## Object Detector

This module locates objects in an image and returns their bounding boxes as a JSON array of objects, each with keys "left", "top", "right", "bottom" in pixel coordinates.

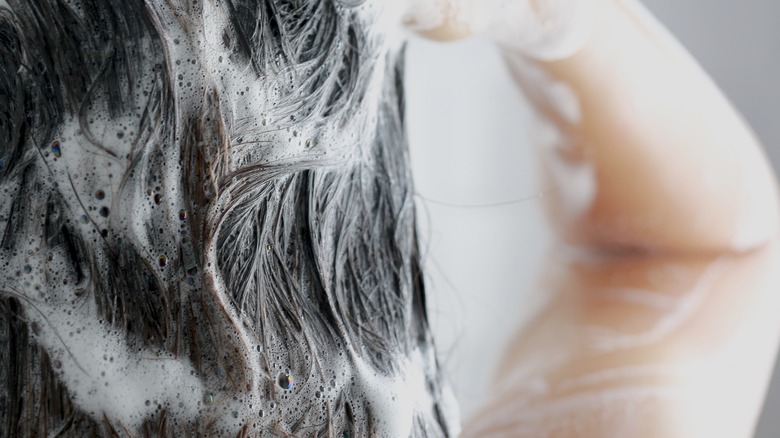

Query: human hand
[
  {"left": 403, "top": 0, "right": 594, "bottom": 60},
  {"left": 405, "top": 0, "right": 780, "bottom": 436}
]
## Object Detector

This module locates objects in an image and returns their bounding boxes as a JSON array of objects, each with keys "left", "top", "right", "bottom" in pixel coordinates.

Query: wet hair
[{"left": 0, "top": 0, "right": 457, "bottom": 436}]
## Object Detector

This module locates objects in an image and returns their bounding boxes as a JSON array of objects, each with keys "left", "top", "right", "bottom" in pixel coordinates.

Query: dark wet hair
[{"left": 0, "top": 0, "right": 456, "bottom": 436}]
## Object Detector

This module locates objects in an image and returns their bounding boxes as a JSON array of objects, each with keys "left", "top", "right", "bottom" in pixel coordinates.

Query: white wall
[
  {"left": 404, "top": 1, "right": 780, "bottom": 435},
  {"left": 406, "top": 37, "right": 550, "bottom": 418}
]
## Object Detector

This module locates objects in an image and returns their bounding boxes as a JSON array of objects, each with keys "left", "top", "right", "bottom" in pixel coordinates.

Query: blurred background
[{"left": 403, "top": 1, "right": 780, "bottom": 436}]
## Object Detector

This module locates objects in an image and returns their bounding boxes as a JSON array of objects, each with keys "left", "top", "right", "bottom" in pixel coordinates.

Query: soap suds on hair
[{"left": 0, "top": 0, "right": 458, "bottom": 435}]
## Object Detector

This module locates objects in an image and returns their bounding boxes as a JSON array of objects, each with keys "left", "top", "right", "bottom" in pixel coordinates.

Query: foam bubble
[
  {"left": 0, "top": 0, "right": 459, "bottom": 435},
  {"left": 403, "top": 0, "right": 594, "bottom": 60},
  {"left": 6, "top": 236, "right": 204, "bottom": 429},
  {"left": 474, "top": 0, "right": 595, "bottom": 61}
]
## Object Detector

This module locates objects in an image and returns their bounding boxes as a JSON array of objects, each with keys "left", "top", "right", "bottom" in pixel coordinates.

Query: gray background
[{"left": 404, "top": 0, "right": 780, "bottom": 435}]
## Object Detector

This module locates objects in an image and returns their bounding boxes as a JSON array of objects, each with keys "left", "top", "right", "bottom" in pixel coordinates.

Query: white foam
[
  {"left": 9, "top": 235, "right": 203, "bottom": 429},
  {"left": 532, "top": 117, "right": 595, "bottom": 220},
  {"left": 403, "top": 0, "right": 594, "bottom": 60},
  {"left": 476, "top": 0, "right": 595, "bottom": 61},
  {"left": 0, "top": 0, "right": 459, "bottom": 434},
  {"left": 545, "top": 143, "right": 596, "bottom": 220},
  {"left": 586, "top": 258, "right": 728, "bottom": 352},
  {"left": 401, "top": 0, "right": 449, "bottom": 32},
  {"left": 169, "top": 1, "right": 452, "bottom": 435},
  {"left": 502, "top": 55, "right": 594, "bottom": 220},
  {"left": 557, "top": 364, "right": 683, "bottom": 392},
  {"left": 354, "top": 352, "right": 426, "bottom": 436}
]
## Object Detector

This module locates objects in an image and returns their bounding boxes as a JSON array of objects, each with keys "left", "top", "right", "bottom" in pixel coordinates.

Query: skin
[{"left": 409, "top": 0, "right": 780, "bottom": 436}]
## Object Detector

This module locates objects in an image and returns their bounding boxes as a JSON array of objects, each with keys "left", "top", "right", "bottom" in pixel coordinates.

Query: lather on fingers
[{"left": 403, "top": 0, "right": 595, "bottom": 61}]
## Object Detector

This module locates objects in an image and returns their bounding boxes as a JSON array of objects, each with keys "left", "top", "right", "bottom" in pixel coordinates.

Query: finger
[{"left": 403, "top": 0, "right": 594, "bottom": 61}]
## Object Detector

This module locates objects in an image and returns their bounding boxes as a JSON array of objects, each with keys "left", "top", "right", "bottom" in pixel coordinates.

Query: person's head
[{"left": 0, "top": 1, "right": 458, "bottom": 435}]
